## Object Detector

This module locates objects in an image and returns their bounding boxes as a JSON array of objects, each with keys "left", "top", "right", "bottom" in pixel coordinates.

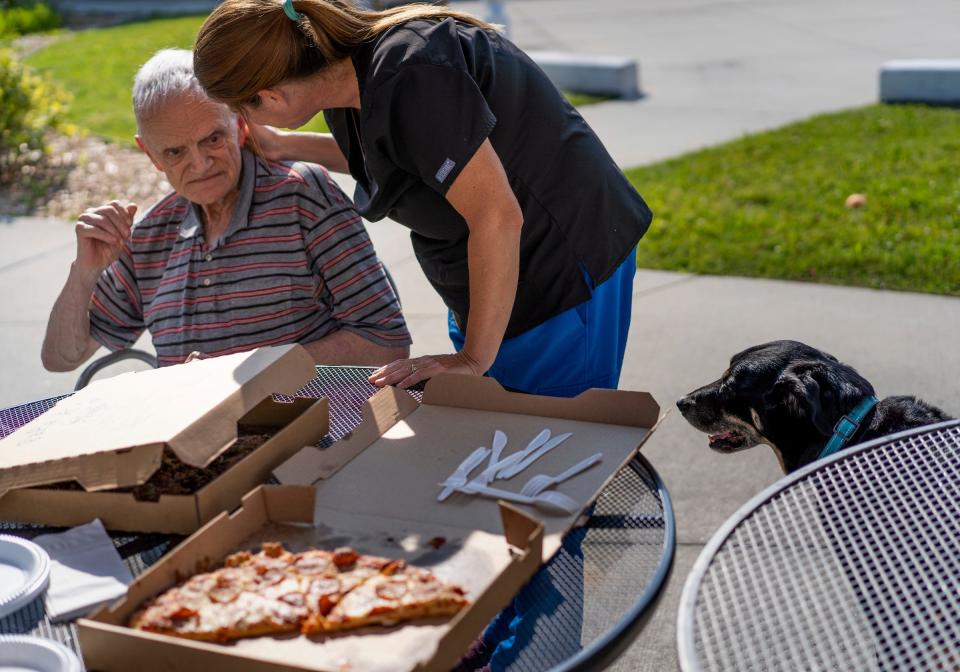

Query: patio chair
[{"left": 75, "top": 348, "right": 157, "bottom": 390}]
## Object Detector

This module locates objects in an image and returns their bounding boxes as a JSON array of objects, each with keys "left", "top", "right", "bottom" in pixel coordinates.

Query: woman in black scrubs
[
  {"left": 196, "top": 4, "right": 654, "bottom": 665},
  {"left": 193, "top": 0, "right": 653, "bottom": 400}
]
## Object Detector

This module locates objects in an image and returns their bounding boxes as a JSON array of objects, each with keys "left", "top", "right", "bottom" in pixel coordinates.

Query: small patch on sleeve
[{"left": 435, "top": 158, "right": 457, "bottom": 184}]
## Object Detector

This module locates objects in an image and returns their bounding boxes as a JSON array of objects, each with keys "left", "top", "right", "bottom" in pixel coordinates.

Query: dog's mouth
[{"left": 708, "top": 430, "right": 747, "bottom": 452}]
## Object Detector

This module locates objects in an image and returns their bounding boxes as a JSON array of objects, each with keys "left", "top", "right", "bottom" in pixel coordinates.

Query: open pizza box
[
  {"left": 77, "top": 375, "right": 661, "bottom": 671},
  {"left": 0, "top": 344, "right": 328, "bottom": 533}
]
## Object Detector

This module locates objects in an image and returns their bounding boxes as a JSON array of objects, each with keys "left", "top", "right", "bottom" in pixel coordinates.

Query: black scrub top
[{"left": 325, "top": 18, "right": 653, "bottom": 338}]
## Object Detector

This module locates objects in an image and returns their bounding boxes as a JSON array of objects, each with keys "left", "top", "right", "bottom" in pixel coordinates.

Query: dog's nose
[{"left": 677, "top": 397, "right": 693, "bottom": 413}]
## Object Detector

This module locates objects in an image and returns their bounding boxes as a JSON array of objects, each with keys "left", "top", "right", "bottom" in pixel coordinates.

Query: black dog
[{"left": 677, "top": 340, "right": 953, "bottom": 473}]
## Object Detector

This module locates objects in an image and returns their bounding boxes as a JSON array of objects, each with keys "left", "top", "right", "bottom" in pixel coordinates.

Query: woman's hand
[
  {"left": 368, "top": 351, "right": 484, "bottom": 389},
  {"left": 247, "top": 123, "right": 289, "bottom": 162},
  {"left": 245, "top": 122, "right": 350, "bottom": 173}
]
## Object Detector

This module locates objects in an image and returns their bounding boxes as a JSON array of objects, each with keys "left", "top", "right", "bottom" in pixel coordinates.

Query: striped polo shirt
[{"left": 89, "top": 150, "right": 411, "bottom": 365}]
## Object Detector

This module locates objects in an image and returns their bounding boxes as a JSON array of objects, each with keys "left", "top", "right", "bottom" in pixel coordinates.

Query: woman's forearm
[
  {"left": 461, "top": 216, "right": 522, "bottom": 372},
  {"left": 445, "top": 139, "right": 525, "bottom": 373}
]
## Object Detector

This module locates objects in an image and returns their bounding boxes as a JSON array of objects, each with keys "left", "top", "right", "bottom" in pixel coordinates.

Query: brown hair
[{"left": 194, "top": 0, "right": 495, "bottom": 108}]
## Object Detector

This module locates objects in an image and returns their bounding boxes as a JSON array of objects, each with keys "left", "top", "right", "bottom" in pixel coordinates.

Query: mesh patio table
[
  {"left": 678, "top": 419, "right": 960, "bottom": 672},
  {"left": 0, "top": 365, "right": 674, "bottom": 671}
]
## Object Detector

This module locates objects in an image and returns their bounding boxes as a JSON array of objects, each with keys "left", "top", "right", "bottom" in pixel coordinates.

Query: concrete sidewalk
[{"left": 461, "top": 0, "right": 960, "bottom": 167}]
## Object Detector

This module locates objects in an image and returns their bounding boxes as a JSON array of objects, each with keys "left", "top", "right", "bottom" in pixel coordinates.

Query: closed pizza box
[
  {"left": 76, "top": 375, "right": 661, "bottom": 671},
  {"left": 0, "top": 344, "right": 328, "bottom": 533}
]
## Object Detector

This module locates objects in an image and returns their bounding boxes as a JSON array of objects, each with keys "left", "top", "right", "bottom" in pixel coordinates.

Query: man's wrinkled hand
[
  {"left": 75, "top": 201, "right": 136, "bottom": 275},
  {"left": 368, "top": 351, "right": 484, "bottom": 389}
]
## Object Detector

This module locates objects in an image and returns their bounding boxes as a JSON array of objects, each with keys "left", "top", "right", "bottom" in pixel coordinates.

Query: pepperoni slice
[
  {"left": 279, "top": 592, "right": 306, "bottom": 608},
  {"left": 295, "top": 554, "right": 333, "bottom": 575},
  {"left": 166, "top": 605, "right": 198, "bottom": 620},
  {"left": 257, "top": 569, "right": 286, "bottom": 586},
  {"left": 332, "top": 547, "right": 359, "bottom": 568},
  {"left": 375, "top": 579, "right": 409, "bottom": 601}
]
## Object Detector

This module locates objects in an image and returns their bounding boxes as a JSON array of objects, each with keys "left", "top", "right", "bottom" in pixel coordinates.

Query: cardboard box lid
[
  {"left": 0, "top": 344, "right": 316, "bottom": 497},
  {"left": 277, "top": 374, "right": 661, "bottom": 556}
]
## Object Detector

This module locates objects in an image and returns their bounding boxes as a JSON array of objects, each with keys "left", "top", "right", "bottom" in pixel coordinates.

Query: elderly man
[{"left": 42, "top": 49, "right": 410, "bottom": 371}]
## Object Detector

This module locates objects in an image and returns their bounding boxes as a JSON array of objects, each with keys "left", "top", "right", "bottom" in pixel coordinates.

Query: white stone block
[
  {"left": 880, "top": 60, "right": 960, "bottom": 104},
  {"left": 528, "top": 51, "right": 641, "bottom": 100}
]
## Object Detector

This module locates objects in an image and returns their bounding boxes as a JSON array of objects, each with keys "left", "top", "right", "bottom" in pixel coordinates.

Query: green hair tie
[{"left": 282, "top": 0, "right": 303, "bottom": 21}]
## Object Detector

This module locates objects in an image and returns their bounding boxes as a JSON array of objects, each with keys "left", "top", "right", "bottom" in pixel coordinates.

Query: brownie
[{"left": 37, "top": 426, "right": 276, "bottom": 501}]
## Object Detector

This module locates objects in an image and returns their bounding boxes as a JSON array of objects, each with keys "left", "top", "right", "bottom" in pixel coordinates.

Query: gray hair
[{"left": 133, "top": 48, "right": 220, "bottom": 129}]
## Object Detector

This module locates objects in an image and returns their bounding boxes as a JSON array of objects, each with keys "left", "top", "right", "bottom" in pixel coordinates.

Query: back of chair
[{"left": 74, "top": 349, "right": 158, "bottom": 391}]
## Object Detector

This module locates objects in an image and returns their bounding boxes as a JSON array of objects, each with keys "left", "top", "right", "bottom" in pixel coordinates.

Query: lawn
[
  {"left": 25, "top": 14, "right": 606, "bottom": 145},
  {"left": 627, "top": 104, "right": 960, "bottom": 296},
  {"left": 25, "top": 19, "right": 958, "bottom": 297},
  {"left": 25, "top": 15, "right": 329, "bottom": 144}
]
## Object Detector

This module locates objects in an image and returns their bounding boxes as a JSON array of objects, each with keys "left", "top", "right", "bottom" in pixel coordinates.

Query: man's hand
[
  {"left": 75, "top": 201, "right": 136, "bottom": 275},
  {"left": 368, "top": 351, "right": 484, "bottom": 389}
]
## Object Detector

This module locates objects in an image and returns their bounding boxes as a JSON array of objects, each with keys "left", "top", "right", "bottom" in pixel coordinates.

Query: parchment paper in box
[
  {"left": 279, "top": 373, "right": 661, "bottom": 555},
  {"left": 0, "top": 344, "right": 316, "bottom": 498},
  {"left": 78, "top": 486, "right": 543, "bottom": 672}
]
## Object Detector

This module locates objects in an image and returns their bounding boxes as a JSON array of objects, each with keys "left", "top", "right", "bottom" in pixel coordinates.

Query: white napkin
[{"left": 32, "top": 519, "right": 133, "bottom": 623}]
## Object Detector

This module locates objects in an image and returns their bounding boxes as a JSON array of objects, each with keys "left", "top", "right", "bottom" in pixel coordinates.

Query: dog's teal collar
[{"left": 818, "top": 396, "right": 879, "bottom": 461}]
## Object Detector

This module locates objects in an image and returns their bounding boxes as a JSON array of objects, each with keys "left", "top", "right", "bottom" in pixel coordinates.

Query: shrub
[
  {"left": 0, "top": 2, "right": 60, "bottom": 38},
  {"left": 0, "top": 47, "right": 70, "bottom": 173}
]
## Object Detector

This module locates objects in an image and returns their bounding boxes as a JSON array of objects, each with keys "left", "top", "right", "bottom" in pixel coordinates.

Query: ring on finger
[{"left": 411, "top": 363, "right": 418, "bottom": 373}]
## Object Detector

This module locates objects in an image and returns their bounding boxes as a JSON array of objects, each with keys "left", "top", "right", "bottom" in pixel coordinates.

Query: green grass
[
  {"left": 564, "top": 91, "right": 610, "bottom": 107},
  {"left": 627, "top": 104, "right": 960, "bottom": 296},
  {"left": 25, "top": 14, "right": 329, "bottom": 144},
  {"left": 32, "top": 18, "right": 952, "bottom": 296}
]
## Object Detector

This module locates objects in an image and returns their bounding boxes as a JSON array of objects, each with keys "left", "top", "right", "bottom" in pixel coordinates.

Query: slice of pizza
[
  {"left": 298, "top": 547, "right": 398, "bottom": 634},
  {"left": 317, "top": 563, "right": 469, "bottom": 632},
  {"left": 130, "top": 543, "right": 470, "bottom": 642},
  {"left": 130, "top": 543, "right": 310, "bottom": 642}
]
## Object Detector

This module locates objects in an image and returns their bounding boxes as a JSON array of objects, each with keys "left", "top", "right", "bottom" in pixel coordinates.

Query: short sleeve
[
  {"left": 298, "top": 165, "right": 412, "bottom": 348},
  {"left": 88, "top": 251, "right": 146, "bottom": 351},
  {"left": 375, "top": 64, "right": 497, "bottom": 195}
]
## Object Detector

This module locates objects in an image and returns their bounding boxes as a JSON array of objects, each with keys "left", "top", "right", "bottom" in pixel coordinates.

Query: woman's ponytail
[{"left": 194, "top": 0, "right": 495, "bottom": 109}]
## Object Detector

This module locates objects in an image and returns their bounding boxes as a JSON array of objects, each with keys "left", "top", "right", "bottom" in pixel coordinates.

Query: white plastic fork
[
  {"left": 437, "top": 446, "right": 490, "bottom": 501},
  {"left": 458, "top": 482, "right": 581, "bottom": 515},
  {"left": 519, "top": 452, "right": 603, "bottom": 497},
  {"left": 498, "top": 432, "right": 573, "bottom": 479}
]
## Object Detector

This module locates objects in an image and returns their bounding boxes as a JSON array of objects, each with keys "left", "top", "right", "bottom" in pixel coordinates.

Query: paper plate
[
  {"left": 0, "top": 635, "right": 83, "bottom": 672},
  {"left": 0, "top": 535, "right": 51, "bottom": 620}
]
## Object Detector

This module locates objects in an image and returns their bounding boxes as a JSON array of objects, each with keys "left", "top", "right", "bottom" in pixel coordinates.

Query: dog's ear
[{"left": 763, "top": 361, "right": 853, "bottom": 436}]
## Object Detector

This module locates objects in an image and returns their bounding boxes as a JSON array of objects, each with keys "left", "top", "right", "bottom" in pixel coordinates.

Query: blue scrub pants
[
  {"left": 448, "top": 249, "right": 637, "bottom": 670},
  {"left": 448, "top": 248, "right": 637, "bottom": 398}
]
